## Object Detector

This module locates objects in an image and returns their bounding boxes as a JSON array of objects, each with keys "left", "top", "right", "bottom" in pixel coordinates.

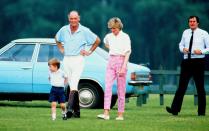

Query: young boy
[{"left": 48, "top": 58, "right": 67, "bottom": 120}]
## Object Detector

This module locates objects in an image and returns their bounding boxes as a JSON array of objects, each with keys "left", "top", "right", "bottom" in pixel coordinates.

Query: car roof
[{"left": 12, "top": 38, "right": 55, "bottom": 44}]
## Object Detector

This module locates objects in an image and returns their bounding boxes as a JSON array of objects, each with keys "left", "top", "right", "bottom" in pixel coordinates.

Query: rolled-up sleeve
[
  {"left": 179, "top": 31, "right": 185, "bottom": 53},
  {"left": 56, "top": 27, "right": 64, "bottom": 43},
  {"left": 103, "top": 34, "right": 109, "bottom": 46},
  {"left": 85, "top": 29, "right": 97, "bottom": 46},
  {"left": 201, "top": 32, "right": 209, "bottom": 54},
  {"left": 123, "top": 35, "right": 131, "bottom": 54}
]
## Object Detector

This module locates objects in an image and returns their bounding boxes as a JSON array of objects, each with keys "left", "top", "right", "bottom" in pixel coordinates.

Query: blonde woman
[{"left": 97, "top": 17, "right": 131, "bottom": 120}]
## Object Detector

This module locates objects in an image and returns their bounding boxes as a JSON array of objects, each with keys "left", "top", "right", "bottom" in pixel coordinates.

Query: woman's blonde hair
[{"left": 107, "top": 17, "right": 123, "bottom": 30}]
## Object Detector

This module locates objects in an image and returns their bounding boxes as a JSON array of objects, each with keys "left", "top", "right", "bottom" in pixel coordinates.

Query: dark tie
[{"left": 188, "top": 31, "right": 194, "bottom": 59}]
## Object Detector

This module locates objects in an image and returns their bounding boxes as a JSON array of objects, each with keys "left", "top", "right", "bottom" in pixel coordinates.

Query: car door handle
[{"left": 21, "top": 67, "right": 32, "bottom": 70}]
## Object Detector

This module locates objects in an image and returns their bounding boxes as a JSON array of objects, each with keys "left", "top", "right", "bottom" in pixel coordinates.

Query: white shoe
[
  {"left": 116, "top": 117, "right": 124, "bottom": 121},
  {"left": 52, "top": 117, "right": 56, "bottom": 121},
  {"left": 97, "top": 114, "right": 110, "bottom": 120}
]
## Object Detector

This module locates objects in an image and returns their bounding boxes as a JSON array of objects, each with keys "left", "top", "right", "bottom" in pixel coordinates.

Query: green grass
[{"left": 0, "top": 95, "right": 209, "bottom": 131}]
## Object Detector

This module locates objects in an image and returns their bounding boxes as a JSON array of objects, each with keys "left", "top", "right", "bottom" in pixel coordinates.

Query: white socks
[{"left": 52, "top": 113, "right": 56, "bottom": 120}]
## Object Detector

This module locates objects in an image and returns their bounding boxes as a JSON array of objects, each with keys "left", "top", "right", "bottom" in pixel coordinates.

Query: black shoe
[
  {"left": 73, "top": 112, "right": 80, "bottom": 118},
  {"left": 66, "top": 111, "right": 73, "bottom": 118},
  {"left": 166, "top": 106, "right": 178, "bottom": 116},
  {"left": 198, "top": 113, "right": 205, "bottom": 116}
]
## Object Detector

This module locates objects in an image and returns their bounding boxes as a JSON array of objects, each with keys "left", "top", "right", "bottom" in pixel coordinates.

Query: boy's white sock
[
  {"left": 62, "top": 110, "right": 66, "bottom": 114},
  {"left": 52, "top": 113, "right": 56, "bottom": 120},
  {"left": 62, "top": 110, "right": 67, "bottom": 117}
]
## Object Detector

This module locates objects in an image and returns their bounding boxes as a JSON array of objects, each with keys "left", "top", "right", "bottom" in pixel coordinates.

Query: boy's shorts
[{"left": 48, "top": 86, "right": 66, "bottom": 103}]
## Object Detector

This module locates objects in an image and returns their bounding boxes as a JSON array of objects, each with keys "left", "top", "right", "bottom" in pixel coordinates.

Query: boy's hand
[{"left": 64, "top": 78, "right": 68, "bottom": 85}]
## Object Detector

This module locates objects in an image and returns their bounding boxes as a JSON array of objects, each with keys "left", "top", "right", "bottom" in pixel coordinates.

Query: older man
[{"left": 55, "top": 10, "right": 100, "bottom": 118}]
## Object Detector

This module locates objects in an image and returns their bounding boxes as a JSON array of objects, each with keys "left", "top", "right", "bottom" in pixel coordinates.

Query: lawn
[{"left": 0, "top": 95, "right": 209, "bottom": 131}]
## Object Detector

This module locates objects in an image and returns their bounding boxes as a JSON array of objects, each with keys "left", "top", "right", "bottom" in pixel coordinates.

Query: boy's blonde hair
[{"left": 48, "top": 58, "right": 60, "bottom": 69}]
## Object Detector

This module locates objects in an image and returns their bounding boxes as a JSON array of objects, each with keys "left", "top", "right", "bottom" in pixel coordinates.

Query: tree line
[{"left": 0, "top": 0, "right": 209, "bottom": 69}]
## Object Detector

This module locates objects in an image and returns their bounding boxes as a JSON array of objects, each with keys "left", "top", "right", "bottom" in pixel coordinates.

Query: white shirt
[
  {"left": 179, "top": 28, "right": 209, "bottom": 59},
  {"left": 103, "top": 30, "right": 131, "bottom": 55},
  {"left": 49, "top": 69, "right": 67, "bottom": 87}
]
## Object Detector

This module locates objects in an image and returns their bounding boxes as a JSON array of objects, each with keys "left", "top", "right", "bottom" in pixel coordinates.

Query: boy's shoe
[
  {"left": 115, "top": 116, "right": 124, "bottom": 121},
  {"left": 52, "top": 116, "right": 56, "bottom": 121},
  {"left": 52, "top": 117, "right": 56, "bottom": 121},
  {"left": 62, "top": 113, "right": 67, "bottom": 120},
  {"left": 97, "top": 114, "right": 110, "bottom": 120}
]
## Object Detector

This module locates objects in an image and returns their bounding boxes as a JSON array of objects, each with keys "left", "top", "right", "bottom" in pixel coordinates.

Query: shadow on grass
[{"left": 0, "top": 101, "right": 51, "bottom": 108}]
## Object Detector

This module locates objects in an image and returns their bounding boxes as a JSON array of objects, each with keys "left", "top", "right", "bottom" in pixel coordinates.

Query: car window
[
  {"left": 38, "top": 44, "right": 63, "bottom": 62},
  {"left": 0, "top": 44, "right": 35, "bottom": 62}
]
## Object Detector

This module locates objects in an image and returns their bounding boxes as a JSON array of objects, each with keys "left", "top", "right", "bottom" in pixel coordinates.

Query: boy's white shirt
[{"left": 49, "top": 69, "right": 67, "bottom": 87}]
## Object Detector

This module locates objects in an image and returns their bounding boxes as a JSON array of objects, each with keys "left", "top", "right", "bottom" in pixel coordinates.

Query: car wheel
[
  {"left": 110, "top": 95, "right": 117, "bottom": 108},
  {"left": 78, "top": 83, "right": 100, "bottom": 109}
]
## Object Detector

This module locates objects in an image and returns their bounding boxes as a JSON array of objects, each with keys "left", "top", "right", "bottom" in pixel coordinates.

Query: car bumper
[{"left": 128, "top": 80, "right": 152, "bottom": 86}]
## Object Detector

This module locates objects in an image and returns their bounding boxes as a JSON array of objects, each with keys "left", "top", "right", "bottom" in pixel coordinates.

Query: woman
[{"left": 97, "top": 17, "right": 131, "bottom": 120}]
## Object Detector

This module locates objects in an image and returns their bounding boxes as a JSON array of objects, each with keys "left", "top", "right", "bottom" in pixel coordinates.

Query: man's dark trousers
[{"left": 171, "top": 58, "right": 206, "bottom": 115}]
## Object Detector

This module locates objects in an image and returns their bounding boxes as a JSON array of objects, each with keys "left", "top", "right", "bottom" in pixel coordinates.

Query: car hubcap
[{"left": 79, "top": 88, "right": 95, "bottom": 107}]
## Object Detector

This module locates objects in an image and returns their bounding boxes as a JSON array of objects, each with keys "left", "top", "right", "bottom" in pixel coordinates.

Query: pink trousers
[{"left": 104, "top": 55, "right": 127, "bottom": 112}]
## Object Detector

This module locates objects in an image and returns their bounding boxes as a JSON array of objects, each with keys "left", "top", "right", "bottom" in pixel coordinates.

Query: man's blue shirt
[{"left": 56, "top": 24, "right": 97, "bottom": 56}]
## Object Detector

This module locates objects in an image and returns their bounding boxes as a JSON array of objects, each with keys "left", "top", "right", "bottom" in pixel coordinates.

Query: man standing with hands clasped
[
  {"left": 55, "top": 10, "right": 100, "bottom": 119},
  {"left": 166, "top": 16, "right": 209, "bottom": 116}
]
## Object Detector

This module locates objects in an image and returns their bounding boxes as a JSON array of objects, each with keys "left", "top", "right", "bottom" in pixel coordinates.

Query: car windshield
[{"left": 0, "top": 44, "right": 35, "bottom": 62}]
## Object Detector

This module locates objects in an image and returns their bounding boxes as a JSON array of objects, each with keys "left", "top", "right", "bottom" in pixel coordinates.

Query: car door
[
  {"left": 33, "top": 43, "right": 63, "bottom": 93},
  {"left": 0, "top": 43, "right": 35, "bottom": 93}
]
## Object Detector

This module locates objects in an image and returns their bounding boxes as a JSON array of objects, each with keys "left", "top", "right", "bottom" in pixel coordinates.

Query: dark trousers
[
  {"left": 171, "top": 58, "right": 206, "bottom": 114},
  {"left": 67, "top": 90, "right": 80, "bottom": 115}
]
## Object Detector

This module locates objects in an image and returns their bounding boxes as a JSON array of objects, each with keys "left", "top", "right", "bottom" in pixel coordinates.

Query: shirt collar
[
  {"left": 112, "top": 30, "right": 123, "bottom": 36},
  {"left": 190, "top": 27, "right": 199, "bottom": 33},
  {"left": 118, "top": 30, "right": 123, "bottom": 35},
  {"left": 68, "top": 23, "right": 81, "bottom": 34}
]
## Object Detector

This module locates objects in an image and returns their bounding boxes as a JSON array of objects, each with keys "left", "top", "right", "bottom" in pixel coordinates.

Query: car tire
[
  {"left": 110, "top": 95, "right": 117, "bottom": 108},
  {"left": 78, "top": 83, "right": 101, "bottom": 109}
]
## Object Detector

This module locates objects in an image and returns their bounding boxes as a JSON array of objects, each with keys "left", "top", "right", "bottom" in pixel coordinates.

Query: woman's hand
[{"left": 118, "top": 67, "right": 126, "bottom": 77}]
